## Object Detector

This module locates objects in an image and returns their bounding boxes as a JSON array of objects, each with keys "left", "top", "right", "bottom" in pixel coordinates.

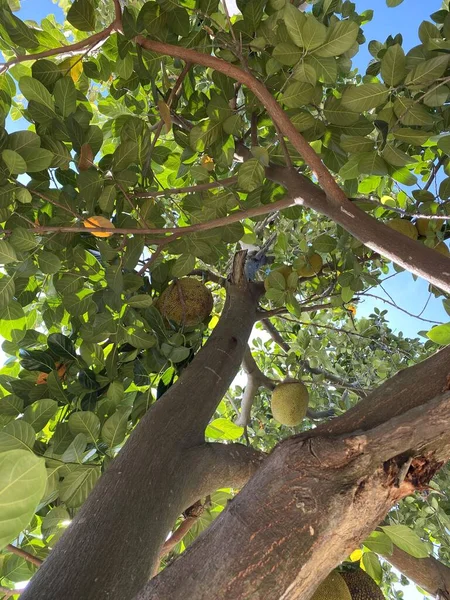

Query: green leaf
[
  {"left": 405, "top": 56, "right": 449, "bottom": 89},
  {"left": 19, "top": 148, "right": 53, "bottom": 172},
  {"left": 313, "top": 235, "right": 336, "bottom": 253},
  {"left": 0, "top": 240, "right": 17, "bottom": 264},
  {"left": 362, "top": 552, "right": 383, "bottom": 585},
  {"left": 392, "top": 128, "right": 429, "bottom": 146},
  {"left": 272, "top": 43, "right": 302, "bottom": 66},
  {"left": 381, "top": 525, "right": 429, "bottom": 558},
  {"left": 2, "top": 149, "right": 27, "bottom": 174},
  {"left": 386, "top": 0, "right": 404, "bottom": 6},
  {"left": 358, "top": 153, "right": 388, "bottom": 176},
  {"left": 48, "top": 333, "right": 78, "bottom": 360},
  {"left": 363, "top": 531, "right": 393, "bottom": 555},
  {"left": 53, "top": 77, "right": 77, "bottom": 117},
  {"left": 380, "top": 44, "right": 406, "bottom": 86},
  {"left": 69, "top": 410, "right": 100, "bottom": 444},
  {"left": 23, "top": 399, "right": 58, "bottom": 432},
  {"left": 0, "top": 421, "right": 35, "bottom": 453},
  {"left": 314, "top": 20, "right": 359, "bottom": 57},
  {"left": 341, "top": 84, "right": 389, "bottom": 112},
  {"left": 440, "top": 177, "right": 450, "bottom": 200},
  {"left": 126, "top": 294, "right": 154, "bottom": 308},
  {"left": 0, "top": 449, "right": 47, "bottom": 549},
  {"left": 205, "top": 418, "right": 244, "bottom": 440},
  {"left": 67, "top": 0, "right": 96, "bottom": 31},
  {"left": 101, "top": 407, "right": 131, "bottom": 448},
  {"left": 171, "top": 254, "right": 196, "bottom": 277},
  {"left": 238, "top": 159, "right": 265, "bottom": 192},
  {"left": 38, "top": 251, "right": 61, "bottom": 274},
  {"left": 281, "top": 82, "right": 315, "bottom": 108},
  {"left": 58, "top": 466, "right": 101, "bottom": 508},
  {"left": 427, "top": 323, "right": 450, "bottom": 345},
  {"left": 19, "top": 76, "right": 55, "bottom": 111},
  {"left": 0, "top": 276, "right": 15, "bottom": 310}
]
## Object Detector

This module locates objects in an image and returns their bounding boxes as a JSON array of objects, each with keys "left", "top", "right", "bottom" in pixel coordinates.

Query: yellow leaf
[
  {"left": 59, "top": 56, "right": 83, "bottom": 83},
  {"left": 83, "top": 215, "right": 115, "bottom": 238},
  {"left": 346, "top": 304, "right": 357, "bottom": 316},
  {"left": 158, "top": 100, "right": 172, "bottom": 134},
  {"left": 78, "top": 143, "right": 94, "bottom": 171},
  {"left": 349, "top": 549, "right": 363, "bottom": 562}
]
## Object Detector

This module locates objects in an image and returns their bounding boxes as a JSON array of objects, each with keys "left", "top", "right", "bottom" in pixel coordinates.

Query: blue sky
[{"left": 11, "top": 0, "right": 448, "bottom": 337}]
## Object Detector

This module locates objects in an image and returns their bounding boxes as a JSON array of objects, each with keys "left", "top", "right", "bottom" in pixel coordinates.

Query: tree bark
[
  {"left": 136, "top": 347, "right": 450, "bottom": 600},
  {"left": 21, "top": 254, "right": 264, "bottom": 600},
  {"left": 385, "top": 546, "right": 450, "bottom": 599}
]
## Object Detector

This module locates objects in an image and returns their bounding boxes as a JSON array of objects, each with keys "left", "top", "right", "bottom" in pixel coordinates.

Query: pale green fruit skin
[
  {"left": 311, "top": 572, "right": 352, "bottom": 600},
  {"left": 386, "top": 218, "right": 418, "bottom": 240},
  {"left": 271, "top": 381, "right": 309, "bottom": 426}
]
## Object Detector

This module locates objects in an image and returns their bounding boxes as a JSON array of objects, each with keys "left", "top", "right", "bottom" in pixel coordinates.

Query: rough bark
[
  {"left": 137, "top": 389, "right": 450, "bottom": 600},
  {"left": 385, "top": 546, "right": 450, "bottom": 599},
  {"left": 136, "top": 347, "right": 450, "bottom": 600},
  {"left": 21, "top": 254, "right": 264, "bottom": 600}
]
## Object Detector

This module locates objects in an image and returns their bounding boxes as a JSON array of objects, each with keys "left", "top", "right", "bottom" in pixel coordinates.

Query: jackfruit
[
  {"left": 311, "top": 571, "right": 352, "bottom": 600},
  {"left": 295, "top": 253, "right": 323, "bottom": 277},
  {"left": 156, "top": 277, "right": 213, "bottom": 327},
  {"left": 270, "top": 380, "right": 309, "bottom": 426},
  {"left": 386, "top": 218, "right": 418, "bottom": 240},
  {"left": 341, "top": 568, "right": 385, "bottom": 600}
]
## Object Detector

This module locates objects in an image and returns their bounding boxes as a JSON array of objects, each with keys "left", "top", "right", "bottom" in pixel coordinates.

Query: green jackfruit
[
  {"left": 311, "top": 571, "right": 352, "bottom": 600},
  {"left": 270, "top": 380, "right": 309, "bottom": 426}
]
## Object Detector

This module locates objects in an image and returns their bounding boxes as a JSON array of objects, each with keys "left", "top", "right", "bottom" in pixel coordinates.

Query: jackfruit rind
[
  {"left": 311, "top": 571, "right": 352, "bottom": 600},
  {"left": 270, "top": 380, "right": 309, "bottom": 426},
  {"left": 156, "top": 278, "right": 213, "bottom": 327},
  {"left": 341, "top": 568, "right": 385, "bottom": 600}
]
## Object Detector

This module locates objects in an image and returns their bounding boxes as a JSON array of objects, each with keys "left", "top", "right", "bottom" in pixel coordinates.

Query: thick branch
[
  {"left": 21, "top": 258, "right": 264, "bottom": 600},
  {"left": 136, "top": 387, "right": 450, "bottom": 600},
  {"left": 384, "top": 546, "right": 450, "bottom": 598}
]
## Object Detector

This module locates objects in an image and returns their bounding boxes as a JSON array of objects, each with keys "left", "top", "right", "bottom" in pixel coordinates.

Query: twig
[
  {"left": 256, "top": 303, "right": 332, "bottom": 319},
  {"left": 189, "top": 269, "right": 226, "bottom": 286},
  {"left": 132, "top": 176, "right": 238, "bottom": 198},
  {"left": 424, "top": 156, "right": 446, "bottom": 192},
  {"left": 352, "top": 197, "right": 449, "bottom": 220},
  {"left": 0, "top": 586, "right": 25, "bottom": 598},
  {"left": 5, "top": 544, "right": 43, "bottom": 567},
  {"left": 358, "top": 293, "right": 444, "bottom": 325},
  {"left": 274, "top": 122, "right": 293, "bottom": 168}
]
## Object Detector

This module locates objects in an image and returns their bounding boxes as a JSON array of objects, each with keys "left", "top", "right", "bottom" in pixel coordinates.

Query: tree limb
[{"left": 383, "top": 545, "right": 450, "bottom": 598}]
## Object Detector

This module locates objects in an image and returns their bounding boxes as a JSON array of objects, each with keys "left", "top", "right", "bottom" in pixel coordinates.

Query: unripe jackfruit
[
  {"left": 156, "top": 277, "right": 213, "bottom": 327},
  {"left": 311, "top": 571, "right": 352, "bottom": 600},
  {"left": 341, "top": 568, "right": 385, "bottom": 600},
  {"left": 270, "top": 380, "right": 309, "bottom": 426}
]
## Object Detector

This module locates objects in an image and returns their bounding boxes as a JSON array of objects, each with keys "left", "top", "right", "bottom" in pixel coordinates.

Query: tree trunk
[
  {"left": 136, "top": 347, "right": 450, "bottom": 600},
  {"left": 21, "top": 254, "right": 263, "bottom": 600}
]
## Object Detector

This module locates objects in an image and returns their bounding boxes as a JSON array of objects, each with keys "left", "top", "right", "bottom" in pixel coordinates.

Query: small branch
[
  {"left": 251, "top": 113, "right": 258, "bottom": 147},
  {"left": 256, "top": 303, "right": 332, "bottom": 320},
  {"left": 5, "top": 544, "right": 43, "bottom": 567},
  {"left": 0, "top": 25, "right": 116, "bottom": 75},
  {"left": 274, "top": 122, "right": 293, "bottom": 168},
  {"left": 158, "top": 516, "right": 198, "bottom": 560},
  {"left": 352, "top": 196, "right": 450, "bottom": 220},
  {"left": 235, "top": 347, "right": 276, "bottom": 427},
  {"left": 358, "top": 293, "right": 444, "bottom": 325},
  {"left": 189, "top": 269, "right": 226, "bottom": 286},
  {"left": 260, "top": 318, "right": 367, "bottom": 397},
  {"left": 424, "top": 156, "right": 446, "bottom": 192},
  {"left": 132, "top": 177, "right": 238, "bottom": 198},
  {"left": 0, "top": 586, "right": 25, "bottom": 598}
]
